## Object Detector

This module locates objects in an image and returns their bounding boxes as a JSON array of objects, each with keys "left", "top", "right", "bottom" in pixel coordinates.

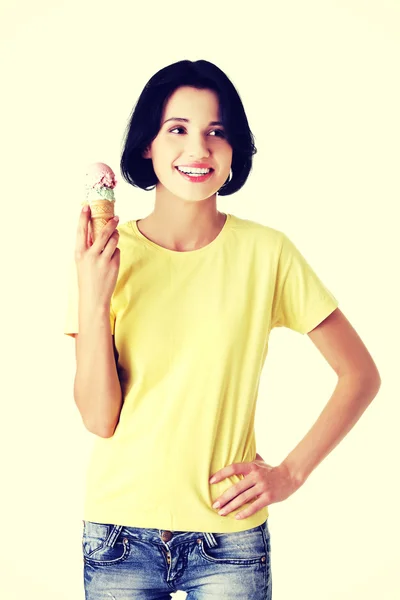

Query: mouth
[{"left": 175, "top": 167, "right": 214, "bottom": 183}]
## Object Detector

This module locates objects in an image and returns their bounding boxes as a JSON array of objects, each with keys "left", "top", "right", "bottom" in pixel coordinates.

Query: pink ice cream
[{"left": 83, "top": 162, "right": 117, "bottom": 204}]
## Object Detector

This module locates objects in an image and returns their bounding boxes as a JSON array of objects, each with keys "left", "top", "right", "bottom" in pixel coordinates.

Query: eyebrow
[{"left": 163, "top": 117, "right": 223, "bottom": 126}]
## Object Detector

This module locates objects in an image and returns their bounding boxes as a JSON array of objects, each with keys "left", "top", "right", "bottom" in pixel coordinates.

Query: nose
[{"left": 185, "top": 133, "right": 211, "bottom": 159}]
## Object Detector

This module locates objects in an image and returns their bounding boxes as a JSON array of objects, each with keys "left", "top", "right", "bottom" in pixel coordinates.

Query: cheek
[
  {"left": 225, "top": 145, "right": 233, "bottom": 160},
  {"left": 152, "top": 143, "right": 176, "bottom": 165}
]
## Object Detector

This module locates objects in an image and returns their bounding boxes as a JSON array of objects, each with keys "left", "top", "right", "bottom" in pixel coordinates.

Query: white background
[{"left": 1, "top": 0, "right": 399, "bottom": 598}]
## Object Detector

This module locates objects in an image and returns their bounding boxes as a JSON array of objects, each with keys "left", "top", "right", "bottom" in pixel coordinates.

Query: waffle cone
[{"left": 89, "top": 200, "right": 115, "bottom": 241}]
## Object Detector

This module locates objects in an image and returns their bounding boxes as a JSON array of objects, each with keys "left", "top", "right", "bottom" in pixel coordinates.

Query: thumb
[
  {"left": 87, "top": 209, "right": 93, "bottom": 247},
  {"left": 76, "top": 204, "right": 91, "bottom": 254}
]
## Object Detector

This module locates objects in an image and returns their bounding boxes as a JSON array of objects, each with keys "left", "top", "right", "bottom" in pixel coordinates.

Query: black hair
[{"left": 120, "top": 59, "right": 257, "bottom": 196}]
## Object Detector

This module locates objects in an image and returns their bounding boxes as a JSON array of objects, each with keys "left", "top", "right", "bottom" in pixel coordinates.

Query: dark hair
[{"left": 120, "top": 60, "right": 257, "bottom": 196}]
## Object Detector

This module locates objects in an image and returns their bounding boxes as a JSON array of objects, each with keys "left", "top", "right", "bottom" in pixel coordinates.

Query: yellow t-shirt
[{"left": 64, "top": 213, "right": 339, "bottom": 533}]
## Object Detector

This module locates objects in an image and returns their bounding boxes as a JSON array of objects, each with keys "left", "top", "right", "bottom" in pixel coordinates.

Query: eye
[{"left": 169, "top": 127, "right": 225, "bottom": 138}]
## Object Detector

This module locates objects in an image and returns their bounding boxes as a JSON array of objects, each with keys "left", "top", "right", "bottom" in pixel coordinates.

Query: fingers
[
  {"left": 75, "top": 206, "right": 119, "bottom": 260},
  {"left": 87, "top": 219, "right": 93, "bottom": 247},
  {"left": 100, "top": 228, "right": 120, "bottom": 258},
  {"left": 92, "top": 216, "right": 120, "bottom": 256}
]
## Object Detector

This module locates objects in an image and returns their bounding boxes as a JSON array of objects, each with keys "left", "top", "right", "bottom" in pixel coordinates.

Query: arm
[
  {"left": 74, "top": 304, "right": 122, "bottom": 438},
  {"left": 281, "top": 373, "right": 380, "bottom": 486},
  {"left": 281, "top": 308, "right": 381, "bottom": 485}
]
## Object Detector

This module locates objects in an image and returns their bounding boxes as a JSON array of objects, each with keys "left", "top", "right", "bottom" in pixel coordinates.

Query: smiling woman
[{"left": 64, "top": 58, "right": 380, "bottom": 600}]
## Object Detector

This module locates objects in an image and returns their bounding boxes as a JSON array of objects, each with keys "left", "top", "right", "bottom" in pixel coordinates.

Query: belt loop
[
  {"left": 105, "top": 524, "right": 124, "bottom": 548},
  {"left": 203, "top": 532, "right": 218, "bottom": 548}
]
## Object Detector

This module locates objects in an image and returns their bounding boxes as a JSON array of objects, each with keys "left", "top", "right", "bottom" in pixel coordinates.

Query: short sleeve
[
  {"left": 63, "top": 259, "right": 116, "bottom": 338},
  {"left": 271, "top": 233, "right": 339, "bottom": 334}
]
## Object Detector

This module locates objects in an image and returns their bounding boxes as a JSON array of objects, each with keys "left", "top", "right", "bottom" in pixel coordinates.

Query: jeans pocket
[
  {"left": 82, "top": 521, "right": 130, "bottom": 565},
  {"left": 198, "top": 523, "right": 269, "bottom": 565}
]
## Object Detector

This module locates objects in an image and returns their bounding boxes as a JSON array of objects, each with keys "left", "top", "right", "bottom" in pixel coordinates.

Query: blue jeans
[{"left": 82, "top": 518, "right": 272, "bottom": 599}]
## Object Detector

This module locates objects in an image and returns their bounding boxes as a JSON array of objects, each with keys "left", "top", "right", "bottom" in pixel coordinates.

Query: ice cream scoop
[{"left": 83, "top": 162, "right": 117, "bottom": 241}]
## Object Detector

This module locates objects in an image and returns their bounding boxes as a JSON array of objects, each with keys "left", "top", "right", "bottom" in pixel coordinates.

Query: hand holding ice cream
[{"left": 75, "top": 205, "right": 120, "bottom": 312}]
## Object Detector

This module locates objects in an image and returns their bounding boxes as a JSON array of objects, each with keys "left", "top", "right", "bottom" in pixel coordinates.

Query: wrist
[
  {"left": 279, "top": 459, "right": 307, "bottom": 489},
  {"left": 79, "top": 301, "right": 111, "bottom": 322}
]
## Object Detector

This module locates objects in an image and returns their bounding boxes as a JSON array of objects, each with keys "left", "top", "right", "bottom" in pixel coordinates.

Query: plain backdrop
[{"left": 1, "top": 0, "right": 399, "bottom": 598}]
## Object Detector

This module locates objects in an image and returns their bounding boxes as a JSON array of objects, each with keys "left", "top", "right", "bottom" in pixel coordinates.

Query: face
[{"left": 143, "top": 86, "right": 233, "bottom": 203}]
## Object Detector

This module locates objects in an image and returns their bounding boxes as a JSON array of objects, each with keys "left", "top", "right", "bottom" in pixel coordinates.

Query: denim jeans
[{"left": 82, "top": 518, "right": 272, "bottom": 599}]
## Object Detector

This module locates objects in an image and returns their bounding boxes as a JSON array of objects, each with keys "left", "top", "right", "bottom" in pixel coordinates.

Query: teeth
[{"left": 177, "top": 167, "right": 211, "bottom": 174}]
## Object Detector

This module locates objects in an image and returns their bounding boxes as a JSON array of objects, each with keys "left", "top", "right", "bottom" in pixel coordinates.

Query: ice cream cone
[
  {"left": 84, "top": 163, "right": 117, "bottom": 241},
  {"left": 89, "top": 200, "right": 115, "bottom": 241}
]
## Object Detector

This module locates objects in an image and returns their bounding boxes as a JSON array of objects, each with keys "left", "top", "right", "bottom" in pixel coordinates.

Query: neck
[{"left": 139, "top": 188, "right": 225, "bottom": 252}]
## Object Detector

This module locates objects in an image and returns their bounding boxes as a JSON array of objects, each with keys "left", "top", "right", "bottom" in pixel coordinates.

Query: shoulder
[
  {"left": 115, "top": 220, "right": 134, "bottom": 237},
  {"left": 228, "top": 213, "right": 286, "bottom": 251},
  {"left": 114, "top": 219, "right": 141, "bottom": 251}
]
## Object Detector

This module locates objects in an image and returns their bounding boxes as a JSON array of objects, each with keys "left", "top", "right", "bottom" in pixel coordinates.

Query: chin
[{"left": 159, "top": 180, "right": 222, "bottom": 201}]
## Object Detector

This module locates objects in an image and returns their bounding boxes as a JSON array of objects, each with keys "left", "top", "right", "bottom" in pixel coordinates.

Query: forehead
[{"left": 163, "top": 86, "right": 220, "bottom": 118}]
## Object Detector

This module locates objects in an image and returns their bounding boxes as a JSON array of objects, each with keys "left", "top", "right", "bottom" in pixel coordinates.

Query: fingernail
[
  {"left": 209, "top": 477, "right": 217, "bottom": 484},
  {"left": 113, "top": 216, "right": 119, "bottom": 221},
  {"left": 83, "top": 205, "right": 89, "bottom": 212},
  {"left": 212, "top": 501, "right": 220, "bottom": 509}
]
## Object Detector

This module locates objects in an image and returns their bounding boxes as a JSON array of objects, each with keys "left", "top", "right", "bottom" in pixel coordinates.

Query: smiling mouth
[
  {"left": 174, "top": 167, "right": 214, "bottom": 173},
  {"left": 175, "top": 166, "right": 214, "bottom": 179}
]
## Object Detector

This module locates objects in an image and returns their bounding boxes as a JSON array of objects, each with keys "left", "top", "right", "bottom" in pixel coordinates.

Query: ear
[{"left": 142, "top": 146, "right": 151, "bottom": 159}]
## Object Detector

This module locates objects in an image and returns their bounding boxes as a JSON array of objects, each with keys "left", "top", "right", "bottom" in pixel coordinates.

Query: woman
[{"left": 65, "top": 59, "right": 381, "bottom": 599}]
